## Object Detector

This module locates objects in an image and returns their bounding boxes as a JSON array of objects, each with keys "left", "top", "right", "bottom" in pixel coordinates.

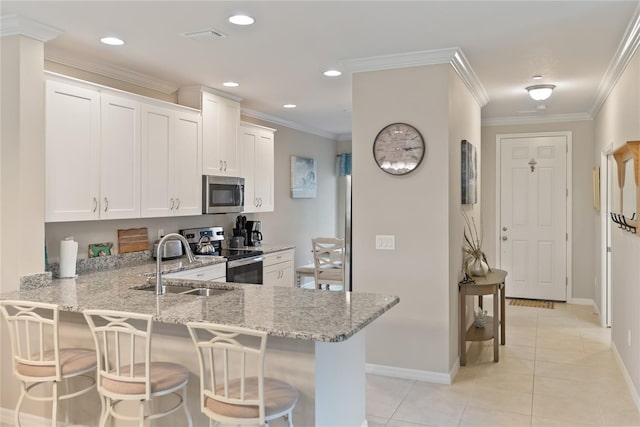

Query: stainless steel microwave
[{"left": 202, "top": 175, "right": 244, "bottom": 214}]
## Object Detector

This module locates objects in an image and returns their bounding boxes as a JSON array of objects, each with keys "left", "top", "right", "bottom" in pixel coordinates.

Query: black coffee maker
[{"left": 244, "top": 221, "right": 263, "bottom": 246}]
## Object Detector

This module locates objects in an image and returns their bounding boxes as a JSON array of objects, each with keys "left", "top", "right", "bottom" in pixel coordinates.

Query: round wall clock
[{"left": 372, "top": 123, "right": 425, "bottom": 175}]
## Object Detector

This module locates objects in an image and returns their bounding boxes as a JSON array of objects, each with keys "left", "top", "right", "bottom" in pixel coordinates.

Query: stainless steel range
[{"left": 179, "top": 227, "right": 263, "bottom": 284}]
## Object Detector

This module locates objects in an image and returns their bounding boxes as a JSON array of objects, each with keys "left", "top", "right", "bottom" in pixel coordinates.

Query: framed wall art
[
  {"left": 291, "top": 156, "right": 317, "bottom": 198},
  {"left": 461, "top": 139, "right": 477, "bottom": 205}
]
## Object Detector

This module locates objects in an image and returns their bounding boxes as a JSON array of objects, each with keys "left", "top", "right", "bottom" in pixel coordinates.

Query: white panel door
[
  {"left": 141, "top": 105, "right": 172, "bottom": 217},
  {"left": 219, "top": 98, "right": 241, "bottom": 176},
  {"left": 240, "top": 128, "right": 258, "bottom": 212},
  {"left": 173, "top": 110, "right": 201, "bottom": 216},
  {"left": 100, "top": 94, "right": 141, "bottom": 219},
  {"left": 45, "top": 80, "right": 100, "bottom": 222},
  {"left": 201, "top": 92, "right": 222, "bottom": 176},
  {"left": 500, "top": 135, "right": 567, "bottom": 301}
]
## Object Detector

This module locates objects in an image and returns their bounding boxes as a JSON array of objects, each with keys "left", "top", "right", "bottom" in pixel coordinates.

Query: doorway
[
  {"left": 601, "top": 149, "right": 613, "bottom": 327},
  {"left": 496, "top": 132, "right": 572, "bottom": 301}
]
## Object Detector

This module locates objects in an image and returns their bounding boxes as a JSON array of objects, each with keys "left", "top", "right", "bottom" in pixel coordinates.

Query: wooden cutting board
[{"left": 117, "top": 228, "right": 149, "bottom": 254}]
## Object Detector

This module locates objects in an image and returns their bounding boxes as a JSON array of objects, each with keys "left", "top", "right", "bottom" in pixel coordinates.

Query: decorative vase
[
  {"left": 474, "top": 309, "right": 488, "bottom": 328},
  {"left": 468, "top": 257, "right": 489, "bottom": 277}
]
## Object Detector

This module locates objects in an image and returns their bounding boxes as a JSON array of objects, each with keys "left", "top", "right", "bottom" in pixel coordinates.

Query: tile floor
[
  {"left": 365, "top": 301, "right": 640, "bottom": 427},
  {"left": 2, "top": 303, "right": 638, "bottom": 427}
]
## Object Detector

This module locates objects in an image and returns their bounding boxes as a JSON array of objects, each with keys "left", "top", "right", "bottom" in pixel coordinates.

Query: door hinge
[
  {"left": 566, "top": 233, "right": 568, "bottom": 241},
  {"left": 566, "top": 277, "right": 568, "bottom": 286},
  {"left": 566, "top": 189, "right": 568, "bottom": 197},
  {"left": 607, "top": 246, "right": 612, "bottom": 253}
]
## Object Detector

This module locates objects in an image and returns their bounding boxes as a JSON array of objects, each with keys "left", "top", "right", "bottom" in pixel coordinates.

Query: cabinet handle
[
  {"left": 259, "top": 198, "right": 263, "bottom": 207},
  {"left": 93, "top": 197, "right": 98, "bottom": 212},
  {"left": 255, "top": 198, "right": 259, "bottom": 207},
  {"left": 219, "top": 160, "right": 223, "bottom": 172},
  {"left": 170, "top": 198, "right": 175, "bottom": 209},
  {"left": 176, "top": 198, "right": 181, "bottom": 210},
  {"left": 104, "top": 197, "right": 109, "bottom": 212},
  {"left": 224, "top": 161, "right": 228, "bottom": 172}
]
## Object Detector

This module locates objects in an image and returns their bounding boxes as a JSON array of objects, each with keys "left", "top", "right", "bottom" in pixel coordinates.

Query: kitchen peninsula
[{"left": 0, "top": 257, "right": 399, "bottom": 426}]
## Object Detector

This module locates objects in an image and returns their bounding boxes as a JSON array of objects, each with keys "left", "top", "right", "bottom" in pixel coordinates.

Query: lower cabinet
[
  {"left": 163, "top": 263, "right": 226, "bottom": 282},
  {"left": 263, "top": 249, "right": 294, "bottom": 287}
]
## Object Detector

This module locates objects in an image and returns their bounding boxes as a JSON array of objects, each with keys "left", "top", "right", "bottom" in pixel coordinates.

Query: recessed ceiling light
[
  {"left": 323, "top": 69, "right": 342, "bottom": 77},
  {"left": 100, "top": 36, "right": 125, "bottom": 46},
  {"left": 532, "top": 75, "right": 543, "bottom": 80},
  {"left": 229, "top": 14, "right": 255, "bottom": 25},
  {"left": 283, "top": 104, "right": 296, "bottom": 109},
  {"left": 223, "top": 81, "right": 239, "bottom": 87}
]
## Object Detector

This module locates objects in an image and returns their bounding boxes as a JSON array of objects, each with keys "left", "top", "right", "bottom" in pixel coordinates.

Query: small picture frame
[
  {"left": 89, "top": 242, "right": 113, "bottom": 258},
  {"left": 291, "top": 156, "right": 317, "bottom": 198},
  {"left": 461, "top": 140, "right": 477, "bottom": 204}
]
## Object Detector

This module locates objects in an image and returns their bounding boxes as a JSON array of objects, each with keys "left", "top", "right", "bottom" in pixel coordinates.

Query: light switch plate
[{"left": 376, "top": 235, "right": 395, "bottom": 250}]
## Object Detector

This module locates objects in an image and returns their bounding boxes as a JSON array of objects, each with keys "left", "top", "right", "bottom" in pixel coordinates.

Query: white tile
[
  {"left": 367, "top": 374, "right": 414, "bottom": 419},
  {"left": 459, "top": 407, "right": 531, "bottom": 427}
]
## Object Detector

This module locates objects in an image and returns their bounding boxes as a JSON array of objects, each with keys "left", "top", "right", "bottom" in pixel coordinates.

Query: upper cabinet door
[
  {"left": 173, "top": 110, "right": 202, "bottom": 216},
  {"left": 45, "top": 80, "right": 101, "bottom": 222},
  {"left": 100, "top": 94, "right": 141, "bottom": 219},
  {"left": 141, "top": 104, "right": 173, "bottom": 218},
  {"left": 201, "top": 91, "right": 241, "bottom": 176},
  {"left": 255, "top": 130, "right": 274, "bottom": 212}
]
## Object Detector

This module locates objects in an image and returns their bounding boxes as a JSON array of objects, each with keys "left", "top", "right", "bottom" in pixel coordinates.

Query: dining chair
[
  {"left": 312, "top": 237, "right": 345, "bottom": 290},
  {"left": 83, "top": 309, "right": 192, "bottom": 427},
  {"left": 0, "top": 300, "right": 98, "bottom": 427},
  {"left": 187, "top": 322, "right": 298, "bottom": 426}
]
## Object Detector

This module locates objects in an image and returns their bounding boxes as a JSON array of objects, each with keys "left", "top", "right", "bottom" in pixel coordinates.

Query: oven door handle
[{"left": 227, "top": 256, "right": 264, "bottom": 268}]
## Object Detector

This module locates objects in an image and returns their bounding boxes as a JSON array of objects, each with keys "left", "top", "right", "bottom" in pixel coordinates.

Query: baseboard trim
[
  {"left": 0, "top": 407, "right": 88, "bottom": 427},
  {"left": 612, "top": 342, "right": 640, "bottom": 412},
  {"left": 365, "top": 363, "right": 453, "bottom": 385},
  {"left": 569, "top": 298, "right": 593, "bottom": 306}
]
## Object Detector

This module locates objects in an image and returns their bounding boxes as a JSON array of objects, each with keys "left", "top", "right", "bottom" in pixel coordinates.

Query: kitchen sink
[{"left": 136, "top": 284, "right": 230, "bottom": 296}]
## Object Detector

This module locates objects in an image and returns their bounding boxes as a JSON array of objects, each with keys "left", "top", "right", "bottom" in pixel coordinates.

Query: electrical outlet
[
  {"left": 375, "top": 235, "right": 395, "bottom": 250},
  {"left": 158, "top": 229, "right": 164, "bottom": 239}
]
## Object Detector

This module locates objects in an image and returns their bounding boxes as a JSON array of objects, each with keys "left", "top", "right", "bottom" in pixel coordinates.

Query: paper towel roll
[{"left": 59, "top": 239, "right": 78, "bottom": 278}]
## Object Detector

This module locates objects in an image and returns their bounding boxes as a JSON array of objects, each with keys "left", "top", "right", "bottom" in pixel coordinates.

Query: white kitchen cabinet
[
  {"left": 239, "top": 122, "right": 275, "bottom": 213},
  {"left": 100, "top": 94, "right": 141, "bottom": 219},
  {"left": 178, "top": 87, "right": 241, "bottom": 177},
  {"left": 141, "top": 105, "right": 202, "bottom": 217},
  {"left": 46, "top": 80, "right": 141, "bottom": 222},
  {"left": 263, "top": 249, "right": 294, "bottom": 287},
  {"left": 163, "top": 263, "right": 226, "bottom": 282}
]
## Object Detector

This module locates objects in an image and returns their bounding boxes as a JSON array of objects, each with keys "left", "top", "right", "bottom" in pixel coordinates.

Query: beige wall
[
  {"left": 593, "top": 49, "right": 640, "bottom": 393},
  {"left": 481, "top": 120, "right": 596, "bottom": 301},
  {"left": 448, "top": 69, "right": 482, "bottom": 368},
  {"left": 1, "top": 36, "right": 47, "bottom": 293},
  {"left": 353, "top": 64, "right": 480, "bottom": 375}
]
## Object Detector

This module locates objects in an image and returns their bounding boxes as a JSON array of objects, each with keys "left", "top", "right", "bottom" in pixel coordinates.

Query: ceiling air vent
[{"left": 180, "top": 28, "right": 227, "bottom": 41}]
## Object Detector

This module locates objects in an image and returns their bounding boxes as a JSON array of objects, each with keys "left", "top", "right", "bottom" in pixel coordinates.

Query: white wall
[
  {"left": 593, "top": 48, "right": 640, "bottom": 394},
  {"left": 481, "top": 120, "right": 596, "bottom": 302},
  {"left": 1, "top": 35, "right": 46, "bottom": 293},
  {"left": 352, "top": 64, "right": 480, "bottom": 376}
]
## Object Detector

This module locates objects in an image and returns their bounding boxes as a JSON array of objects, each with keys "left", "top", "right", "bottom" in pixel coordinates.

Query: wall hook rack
[{"left": 610, "top": 212, "right": 637, "bottom": 234}]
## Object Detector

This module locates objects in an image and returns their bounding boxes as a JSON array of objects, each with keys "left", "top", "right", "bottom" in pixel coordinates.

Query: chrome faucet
[{"left": 156, "top": 233, "right": 197, "bottom": 295}]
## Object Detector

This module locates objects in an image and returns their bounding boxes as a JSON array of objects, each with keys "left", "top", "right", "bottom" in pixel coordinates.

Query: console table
[{"left": 458, "top": 269, "right": 507, "bottom": 366}]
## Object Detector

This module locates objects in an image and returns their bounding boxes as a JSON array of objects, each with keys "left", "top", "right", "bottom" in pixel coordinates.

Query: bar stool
[
  {"left": 83, "top": 309, "right": 192, "bottom": 427},
  {"left": 187, "top": 322, "right": 298, "bottom": 426},
  {"left": 312, "top": 237, "right": 345, "bottom": 291},
  {"left": 0, "top": 300, "right": 98, "bottom": 427}
]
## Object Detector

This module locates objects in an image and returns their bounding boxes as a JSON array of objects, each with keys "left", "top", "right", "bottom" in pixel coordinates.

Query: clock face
[{"left": 373, "top": 123, "right": 425, "bottom": 175}]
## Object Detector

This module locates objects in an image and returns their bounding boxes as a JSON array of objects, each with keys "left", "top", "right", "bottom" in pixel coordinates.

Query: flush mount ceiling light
[
  {"left": 223, "top": 81, "right": 239, "bottom": 87},
  {"left": 526, "top": 84, "right": 556, "bottom": 101},
  {"left": 100, "top": 36, "right": 125, "bottom": 46},
  {"left": 282, "top": 104, "right": 296, "bottom": 109},
  {"left": 323, "top": 69, "right": 342, "bottom": 77},
  {"left": 229, "top": 14, "right": 255, "bottom": 25}
]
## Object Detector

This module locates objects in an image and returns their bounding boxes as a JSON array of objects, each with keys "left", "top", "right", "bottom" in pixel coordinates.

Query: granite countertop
[{"left": 2, "top": 253, "right": 399, "bottom": 343}]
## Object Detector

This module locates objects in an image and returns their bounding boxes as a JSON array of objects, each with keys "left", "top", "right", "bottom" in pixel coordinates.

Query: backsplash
[{"left": 48, "top": 250, "right": 152, "bottom": 278}]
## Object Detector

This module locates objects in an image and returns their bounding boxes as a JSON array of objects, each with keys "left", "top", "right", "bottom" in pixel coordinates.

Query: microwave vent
[{"left": 181, "top": 28, "right": 227, "bottom": 40}]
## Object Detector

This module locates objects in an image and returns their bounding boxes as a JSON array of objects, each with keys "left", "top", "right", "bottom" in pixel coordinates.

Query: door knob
[
  {"left": 502, "top": 227, "right": 507, "bottom": 231},
  {"left": 502, "top": 236, "right": 508, "bottom": 241}
]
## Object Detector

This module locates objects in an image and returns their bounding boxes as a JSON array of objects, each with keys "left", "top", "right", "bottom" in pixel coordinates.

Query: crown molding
[
  {"left": 342, "top": 47, "right": 489, "bottom": 107},
  {"left": 336, "top": 133, "right": 353, "bottom": 142},
  {"left": 241, "top": 108, "right": 339, "bottom": 141},
  {"left": 45, "top": 46, "right": 179, "bottom": 95},
  {"left": 482, "top": 112, "right": 592, "bottom": 127},
  {"left": 1, "top": 14, "right": 62, "bottom": 42},
  {"left": 589, "top": 2, "right": 640, "bottom": 118}
]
